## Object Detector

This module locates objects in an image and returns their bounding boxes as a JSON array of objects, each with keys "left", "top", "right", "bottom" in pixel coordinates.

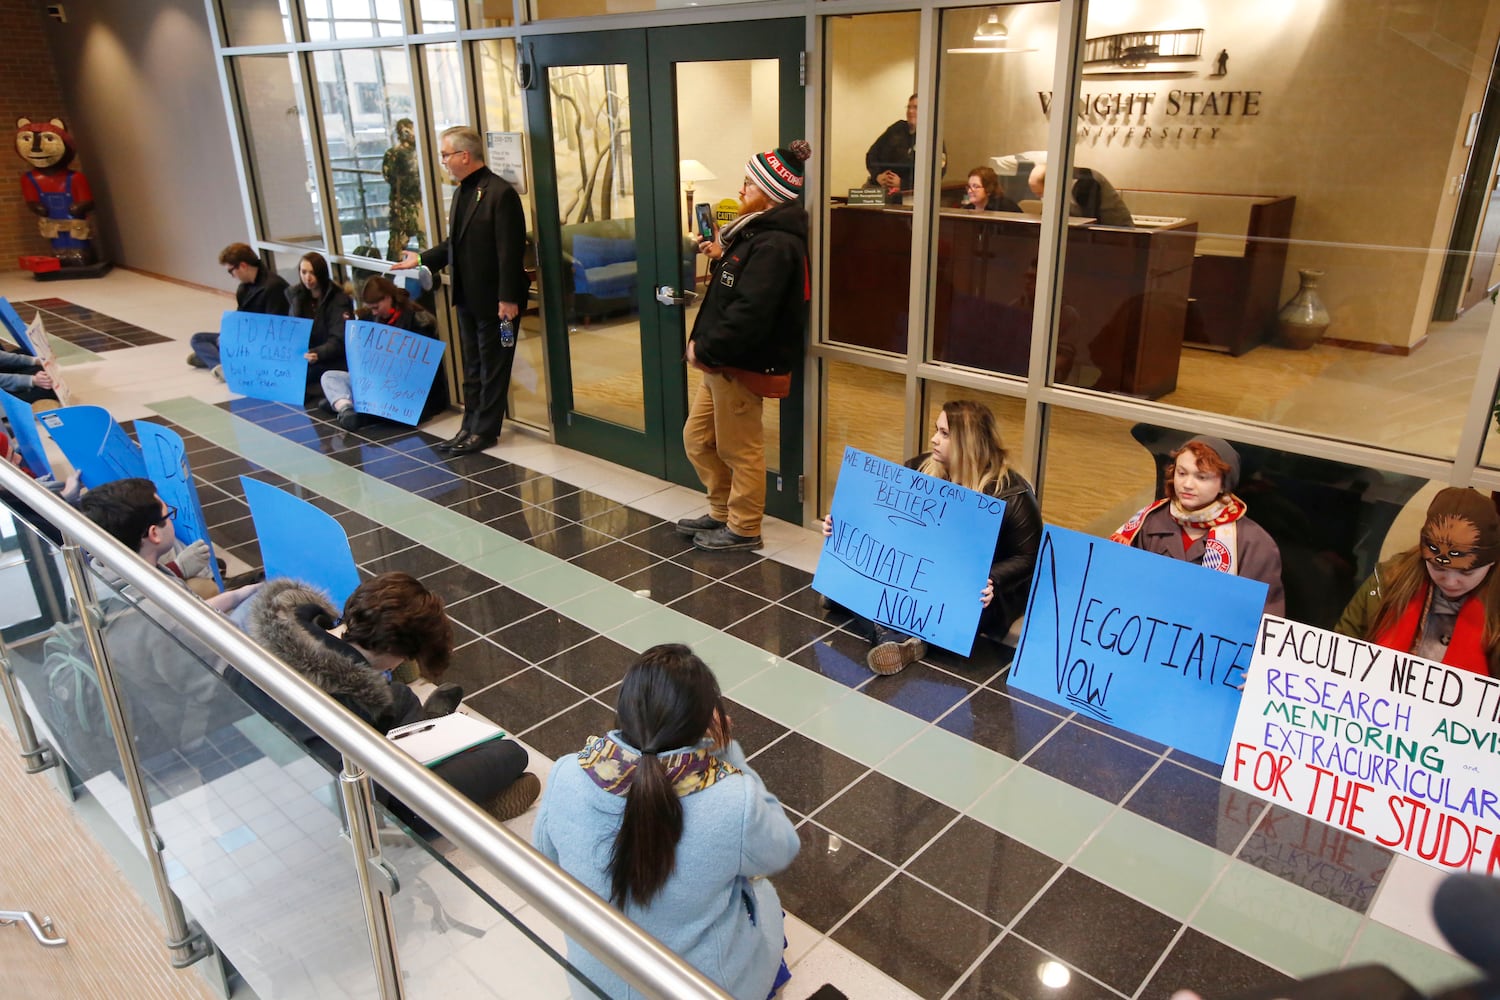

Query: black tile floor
[
  {"left": 16, "top": 298, "right": 171, "bottom": 351},
  {"left": 122, "top": 397, "right": 1396, "bottom": 999}
]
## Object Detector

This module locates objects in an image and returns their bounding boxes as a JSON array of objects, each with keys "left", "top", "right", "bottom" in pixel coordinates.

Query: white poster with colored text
[{"left": 1223, "top": 616, "right": 1500, "bottom": 875}]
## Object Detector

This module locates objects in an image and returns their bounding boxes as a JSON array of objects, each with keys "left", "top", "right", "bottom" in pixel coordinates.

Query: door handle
[{"left": 656, "top": 285, "right": 698, "bottom": 307}]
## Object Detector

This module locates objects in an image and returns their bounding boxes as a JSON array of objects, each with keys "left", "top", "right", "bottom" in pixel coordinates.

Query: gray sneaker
[
  {"left": 692, "top": 525, "right": 762, "bottom": 552},
  {"left": 676, "top": 513, "right": 727, "bottom": 537},
  {"left": 211, "top": 364, "right": 225, "bottom": 382}
]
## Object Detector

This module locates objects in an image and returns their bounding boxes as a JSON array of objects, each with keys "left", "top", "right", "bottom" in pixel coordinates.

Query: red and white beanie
[{"left": 746, "top": 140, "right": 812, "bottom": 204}]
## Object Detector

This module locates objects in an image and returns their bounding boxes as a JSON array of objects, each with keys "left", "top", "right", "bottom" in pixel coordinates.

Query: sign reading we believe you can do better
[{"left": 1224, "top": 616, "right": 1500, "bottom": 875}]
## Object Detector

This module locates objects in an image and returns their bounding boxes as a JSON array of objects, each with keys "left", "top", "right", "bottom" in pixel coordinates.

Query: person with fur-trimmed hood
[
  {"left": 230, "top": 572, "right": 539, "bottom": 829},
  {"left": 677, "top": 140, "right": 811, "bottom": 554},
  {"left": 1111, "top": 435, "right": 1285, "bottom": 616}
]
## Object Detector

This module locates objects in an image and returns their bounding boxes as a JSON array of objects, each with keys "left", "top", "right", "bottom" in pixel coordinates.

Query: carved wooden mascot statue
[{"left": 15, "top": 117, "right": 98, "bottom": 267}]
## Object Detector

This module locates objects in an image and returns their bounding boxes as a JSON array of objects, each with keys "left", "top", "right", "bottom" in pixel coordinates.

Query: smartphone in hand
[{"left": 694, "top": 203, "right": 717, "bottom": 242}]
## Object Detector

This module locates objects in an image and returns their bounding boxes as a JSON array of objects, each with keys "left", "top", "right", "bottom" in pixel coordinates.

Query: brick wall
[{"left": 0, "top": 0, "right": 67, "bottom": 268}]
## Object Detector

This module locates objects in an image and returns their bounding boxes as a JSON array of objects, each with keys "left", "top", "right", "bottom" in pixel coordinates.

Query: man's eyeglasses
[
  {"left": 439, "top": 150, "right": 466, "bottom": 161},
  {"left": 159, "top": 504, "right": 178, "bottom": 525}
]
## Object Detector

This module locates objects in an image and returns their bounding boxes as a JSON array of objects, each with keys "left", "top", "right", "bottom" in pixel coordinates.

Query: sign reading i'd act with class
[
  {"left": 1009, "top": 525, "right": 1267, "bottom": 764},
  {"left": 813, "top": 447, "right": 1005, "bottom": 655},
  {"left": 219, "top": 312, "right": 312, "bottom": 406},
  {"left": 1225, "top": 617, "right": 1500, "bottom": 875},
  {"left": 344, "top": 319, "right": 445, "bottom": 425}
]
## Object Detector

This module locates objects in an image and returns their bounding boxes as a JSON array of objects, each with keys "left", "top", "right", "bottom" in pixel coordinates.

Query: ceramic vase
[{"left": 1276, "top": 268, "right": 1331, "bottom": 350}]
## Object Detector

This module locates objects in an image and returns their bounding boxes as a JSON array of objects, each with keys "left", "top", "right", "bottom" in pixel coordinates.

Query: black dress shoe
[
  {"left": 435, "top": 430, "right": 469, "bottom": 452},
  {"left": 448, "top": 433, "right": 496, "bottom": 455}
]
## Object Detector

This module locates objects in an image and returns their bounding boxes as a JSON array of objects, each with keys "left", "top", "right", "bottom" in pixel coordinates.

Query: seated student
[
  {"left": 289, "top": 250, "right": 353, "bottom": 404},
  {"left": 963, "top": 166, "right": 1021, "bottom": 213},
  {"left": 78, "top": 478, "right": 262, "bottom": 748},
  {"left": 822, "top": 400, "right": 1043, "bottom": 675},
  {"left": 319, "top": 274, "right": 437, "bottom": 431},
  {"left": 187, "top": 242, "right": 292, "bottom": 379},
  {"left": 1027, "top": 161, "right": 1134, "bottom": 227},
  {"left": 534, "top": 644, "right": 799, "bottom": 1000},
  {"left": 1335, "top": 487, "right": 1500, "bottom": 677},
  {"left": 0, "top": 348, "right": 57, "bottom": 404},
  {"left": 232, "top": 572, "right": 540, "bottom": 831},
  {"left": 1111, "top": 435, "right": 1286, "bottom": 616}
]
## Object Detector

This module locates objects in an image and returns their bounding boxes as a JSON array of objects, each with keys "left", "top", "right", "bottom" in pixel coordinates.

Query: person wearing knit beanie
[
  {"left": 678, "top": 141, "right": 812, "bottom": 552},
  {"left": 1337, "top": 487, "right": 1500, "bottom": 677},
  {"left": 1110, "top": 434, "right": 1286, "bottom": 616}
]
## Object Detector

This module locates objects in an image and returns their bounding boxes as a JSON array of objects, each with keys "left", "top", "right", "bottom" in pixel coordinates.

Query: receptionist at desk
[{"left": 865, "top": 94, "right": 946, "bottom": 203}]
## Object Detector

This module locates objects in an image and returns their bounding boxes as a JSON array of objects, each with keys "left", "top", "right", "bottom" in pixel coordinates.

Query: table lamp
[{"left": 680, "top": 159, "right": 717, "bottom": 229}]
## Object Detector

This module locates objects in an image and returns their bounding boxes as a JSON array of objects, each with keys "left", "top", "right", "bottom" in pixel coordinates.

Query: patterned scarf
[
  {"left": 578, "top": 733, "right": 740, "bottom": 798},
  {"left": 718, "top": 210, "right": 763, "bottom": 251},
  {"left": 1111, "top": 494, "right": 1247, "bottom": 575}
]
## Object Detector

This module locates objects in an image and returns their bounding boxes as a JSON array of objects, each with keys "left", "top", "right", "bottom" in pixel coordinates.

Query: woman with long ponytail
[{"left": 534, "top": 644, "right": 799, "bottom": 999}]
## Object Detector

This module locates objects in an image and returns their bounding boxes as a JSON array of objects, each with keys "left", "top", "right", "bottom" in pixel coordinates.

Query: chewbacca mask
[{"left": 1420, "top": 488, "right": 1500, "bottom": 569}]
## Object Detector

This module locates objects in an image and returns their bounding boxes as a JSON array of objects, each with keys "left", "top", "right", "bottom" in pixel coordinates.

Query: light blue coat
[{"left": 534, "top": 734, "right": 800, "bottom": 1000}]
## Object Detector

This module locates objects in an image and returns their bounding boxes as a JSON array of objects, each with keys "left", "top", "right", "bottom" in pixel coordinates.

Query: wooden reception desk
[{"left": 827, "top": 206, "right": 1199, "bottom": 399}]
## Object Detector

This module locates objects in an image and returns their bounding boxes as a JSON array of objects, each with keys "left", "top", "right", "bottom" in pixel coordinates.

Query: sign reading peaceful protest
[
  {"left": 137, "top": 420, "right": 224, "bottom": 592},
  {"left": 219, "top": 311, "right": 312, "bottom": 406},
  {"left": 0, "top": 389, "right": 52, "bottom": 477},
  {"left": 0, "top": 298, "right": 33, "bottom": 354},
  {"left": 37, "top": 405, "right": 147, "bottom": 488},
  {"left": 1009, "top": 526, "right": 1267, "bottom": 763},
  {"left": 241, "top": 477, "right": 361, "bottom": 608},
  {"left": 344, "top": 319, "right": 445, "bottom": 425},
  {"left": 812, "top": 447, "right": 1005, "bottom": 655},
  {"left": 26, "top": 315, "right": 72, "bottom": 406},
  {"left": 1224, "top": 617, "right": 1500, "bottom": 875}
]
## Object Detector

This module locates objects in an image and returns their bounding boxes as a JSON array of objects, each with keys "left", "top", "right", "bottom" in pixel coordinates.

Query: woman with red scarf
[
  {"left": 1336, "top": 488, "right": 1500, "bottom": 677},
  {"left": 1111, "top": 435, "right": 1285, "bottom": 616}
]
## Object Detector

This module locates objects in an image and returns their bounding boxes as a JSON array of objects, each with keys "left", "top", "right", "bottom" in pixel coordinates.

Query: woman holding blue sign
[
  {"left": 823, "top": 400, "right": 1043, "bottom": 674},
  {"left": 1111, "top": 435, "right": 1285, "bottom": 617},
  {"left": 289, "top": 251, "right": 353, "bottom": 404},
  {"left": 1336, "top": 487, "right": 1500, "bottom": 677}
]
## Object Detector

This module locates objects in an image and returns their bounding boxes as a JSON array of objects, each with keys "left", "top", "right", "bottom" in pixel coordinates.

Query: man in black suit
[{"left": 394, "top": 125, "right": 527, "bottom": 455}]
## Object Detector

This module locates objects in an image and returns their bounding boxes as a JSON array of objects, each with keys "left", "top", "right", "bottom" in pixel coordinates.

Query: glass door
[{"left": 525, "top": 20, "right": 806, "bottom": 523}]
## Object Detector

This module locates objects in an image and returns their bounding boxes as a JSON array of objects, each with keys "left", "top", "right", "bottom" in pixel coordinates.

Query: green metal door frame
[{"left": 525, "top": 20, "right": 806, "bottom": 523}]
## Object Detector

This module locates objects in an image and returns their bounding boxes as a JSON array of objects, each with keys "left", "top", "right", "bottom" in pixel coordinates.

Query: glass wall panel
[
  {"left": 233, "top": 55, "right": 325, "bottom": 248},
  {"left": 468, "top": 0, "right": 514, "bottom": 28},
  {"left": 421, "top": 43, "right": 469, "bottom": 256},
  {"left": 1049, "top": 0, "right": 1495, "bottom": 459},
  {"left": 305, "top": 0, "right": 405, "bottom": 40},
  {"left": 312, "top": 47, "right": 417, "bottom": 258},
  {"left": 221, "top": 0, "right": 293, "bottom": 47},
  {"left": 819, "top": 360, "right": 905, "bottom": 515},
  {"left": 823, "top": 12, "right": 921, "bottom": 354},
  {"left": 527, "top": 0, "right": 761, "bottom": 21},
  {"left": 417, "top": 0, "right": 458, "bottom": 32},
  {"left": 929, "top": 4, "right": 1059, "bottom": 380},
  {"left": 479, "top": 38, "right": 545, "bottom": 429}
]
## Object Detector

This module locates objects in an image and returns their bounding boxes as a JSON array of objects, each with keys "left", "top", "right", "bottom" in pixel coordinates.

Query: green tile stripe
[
  {"left": 51, "top": 337, "right": 101, "bottom": 363},
  {"left": 152, "top": 396, "right": 1456, "bottom": 982}
]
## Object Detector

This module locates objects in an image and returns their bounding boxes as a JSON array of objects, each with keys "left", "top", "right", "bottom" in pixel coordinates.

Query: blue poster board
[
  {"left": 0, "top": 299, "right": 33, "bottom": 354},
  {"left": 1009, "top": 525, "right": 1268, "bottom": 764},
  {"left": 137, "top": 420, "right": 224, "bottom": 591},
  {"left": 812, "top": 447, "right": 1005, "bottom": 655},
  {"left": 344, "top": 319, "right": 445, "bottom": 425},
  {"left": 219, "top": 311, "right": 312, "bottom": 406},
  {"left": 36, "top": 405, "right": 147, "bottom": 488},
  {"left": 0, "top": 389, "right": 52, "bottom": 477},
  {"left": 241, "top": 477, "right": 360, "bottom": 608}
]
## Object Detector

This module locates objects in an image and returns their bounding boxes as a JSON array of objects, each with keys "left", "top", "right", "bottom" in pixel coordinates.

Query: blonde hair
[{"left": 918, "top": 400, "right": 1010, "bottom": 493}]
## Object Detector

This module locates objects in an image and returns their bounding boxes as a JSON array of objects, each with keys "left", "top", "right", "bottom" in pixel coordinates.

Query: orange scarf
[{"left": 1372, "top": 582, "right": 1491, "bottom": 676}]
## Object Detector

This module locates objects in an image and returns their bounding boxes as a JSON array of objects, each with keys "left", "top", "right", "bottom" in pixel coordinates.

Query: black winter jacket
[
  {"left": 689, "top": 201, "right": 808, "bottom": 376},
  {"left": 288, "top": 284, "right": 353, "bottom": 368},
  {"left": 906, "top": 454, "right": 1043, "bottom": 639},
  {"left": 237, "top": 268, "right": 291, "bottom": 316}
]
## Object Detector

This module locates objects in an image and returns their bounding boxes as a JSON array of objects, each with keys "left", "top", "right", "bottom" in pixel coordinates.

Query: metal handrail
[{"left": 0, "top": 460, "right": 732, "bottom": 1000}]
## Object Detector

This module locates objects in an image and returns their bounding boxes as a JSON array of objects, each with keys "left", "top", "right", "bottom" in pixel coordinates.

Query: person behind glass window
[
  {"left": 534, "top": 644, "right": 799, "bottom": 1000},
  {"left": 864, "top": 94, "right": 946, "bottom": 203},
  {"left": 1335, "top": 487, "right": 1500, "bottom": 677},
  {"left": 964, "top": 166, "right": 1020, "bottom": 212},
  {"left": 822, "top": 400, "right": 1043, "bottom": 675},
  {"left": 1027, "top": 161, "right": 1134, "bottom": 227},
  {"left": 1111, "top": 436, "right": 1285, "bottom": 616}
]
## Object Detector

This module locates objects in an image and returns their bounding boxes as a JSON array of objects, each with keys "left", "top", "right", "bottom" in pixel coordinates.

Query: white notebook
[{"left": 387, "top": 712, "right": 505, "bottom": 766}]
